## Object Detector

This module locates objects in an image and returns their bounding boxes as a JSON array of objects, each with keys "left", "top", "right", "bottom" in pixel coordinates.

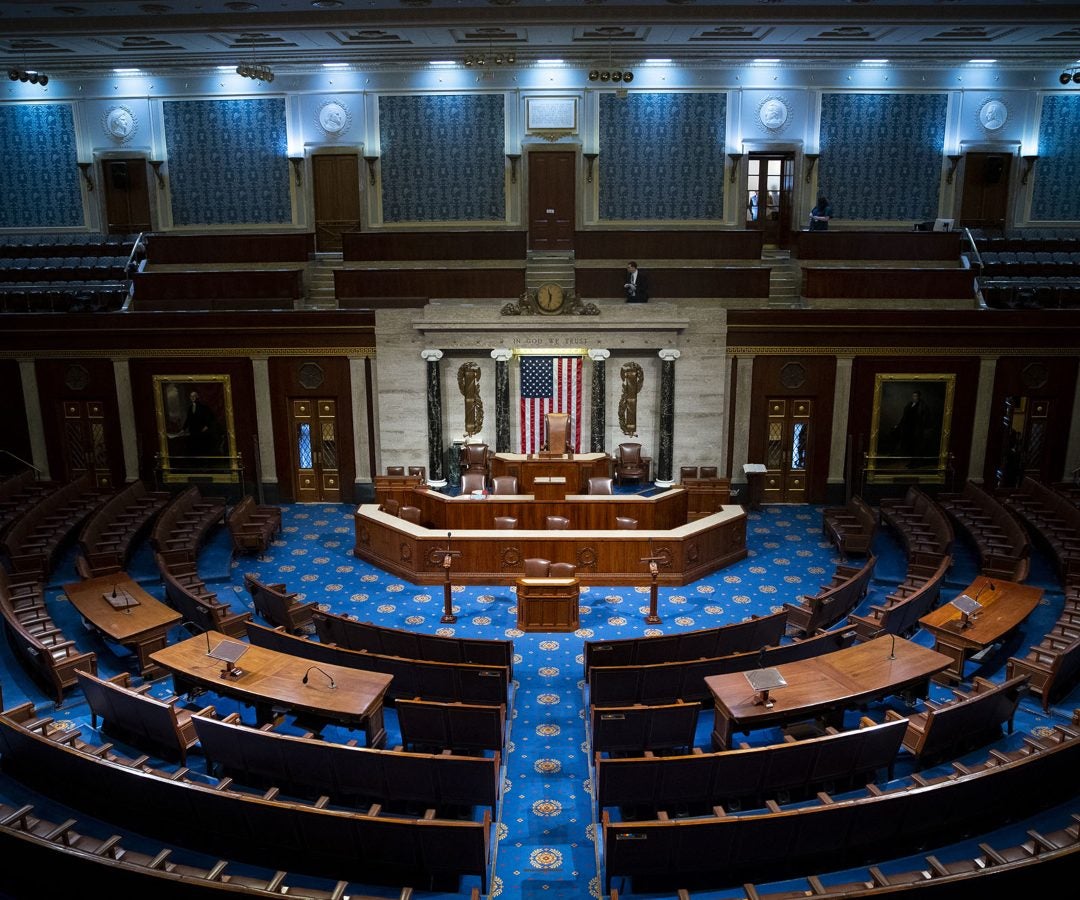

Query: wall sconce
[
  {"left": 804, "top": 153, "right": 820, "bottom": 184},
  {"left": 148, "top": 159, "right": 165, "bottom": 190},
  {"left": 288, "top": 156, "right": 304, "bottom": 187},
  {"left": 727, "top": 153, "right": 743, "bottom": 184},
  {"left": 945, "top": 154, "right": 964, "bottom": 185},
  {"left": 583, "top": 152, "right": 599, "bottom": 183},
  {"left": 506, "top": 153, "right": 521, "bottom": 184},
  {"left": 1021, "top": 155, "right": 1038, "bottom": 186},
  {"left": 76, "top": 162, "right": 94, "bottom": 192},
  {"left": 363, "top": 155, "right": 379, "bottom": 187}
]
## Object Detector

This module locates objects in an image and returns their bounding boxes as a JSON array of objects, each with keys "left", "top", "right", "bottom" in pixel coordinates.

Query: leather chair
[
  {"left": 680, "top": 466, "right": 699, "bottom": 482},
  {"left": 614, "top": 443, "right": 651, "bottom": 485},
  {"left": 460, "top": 472, "right": 487, "bottom": 494},
  {"left": 545, "top": 515, "right": 570, "bottom": 530},
  {"left": 494, "top": 516, "right": 517, "bottom": 529},
  {"left": 587, "top": 476, "right": 614, "bottom": 495},
  {"left": 460, "top": 443, "right": 490, "bottom": 475},
  {"left": 699, "top": 465, "right": 718, "bottom": 479},
  {"left": 549, "top": 562, "right": 577, "bottom": 578},
  {"left": 386, "top": 466, "right": 405, "bottom": 476},
  {"left": 615, "top": 516, "right": 638, "bottom": 530},
  {"left": 400, "top": 505, "right": 421, "bottom": 524},
  {"left": 491, "top": 475, "right": 519, "bottom": 495},
  {"left": 408, "top": 465, "right": 426, "bottom": 479},
  {"left": 382, "top": 498, "right": 401, "bottom": 516},
  {"left": 524, "top": 558, "right": 551, "bottom": 577}
]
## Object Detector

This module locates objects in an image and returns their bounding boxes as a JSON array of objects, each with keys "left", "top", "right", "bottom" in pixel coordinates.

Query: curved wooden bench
[
  {"left": 244, "top": 574, "right": 316, "bottom": 633},
  {"left": 847, "top": 554, "right": 952, "bottom": 640},
  {"left": 783, "top": 556, "right": 875, "bottom": 638},
  {"left": 78, "top": 479, "right": 171, "bottom": 576},
  {"left": 879, "top": 487, "right": 954, "bottom": 560},
  {"left": 226, "top": 496, "right": 281, "bottom": 556},
  {"left": 938, "top": 481, "right": 1031, "bottom": 581},
  {"left": 823, "top": 495, "right": 877, "bottom": 555}
]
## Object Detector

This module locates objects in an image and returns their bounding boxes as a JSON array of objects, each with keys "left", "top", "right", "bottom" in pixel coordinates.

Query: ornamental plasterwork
[
  {"left": 316, "top": 99, "right": 352, "bottom": 138},
  {"left": 757, "top": 96, "right": 791, "bottom": 134},
  {"left": 103, "top": 105, "right": 138, "bottom": 143},
  {"left": 977, "top": 97, "right": 1009, "bottom": 133}
]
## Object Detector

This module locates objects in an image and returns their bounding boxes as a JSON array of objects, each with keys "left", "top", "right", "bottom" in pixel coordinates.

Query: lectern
[{"left": 516, "top": 577, "right": 580, "bottom": 632}]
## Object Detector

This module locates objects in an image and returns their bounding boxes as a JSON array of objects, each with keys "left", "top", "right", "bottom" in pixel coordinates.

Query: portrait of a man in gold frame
[
  {"left": 154, "top": 374, "right": 238, "bottom": 482},
  {"left": 867, "top": 373, "right": 955, "bottom": 484}
]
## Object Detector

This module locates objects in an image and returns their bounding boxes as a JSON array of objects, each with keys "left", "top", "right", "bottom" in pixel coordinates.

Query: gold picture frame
[
  {"left": 867, "top": 373, "right": 955, "bottom": 484},
  {"left": 154, "top": 374, "right": 239, "bottom": 483}
]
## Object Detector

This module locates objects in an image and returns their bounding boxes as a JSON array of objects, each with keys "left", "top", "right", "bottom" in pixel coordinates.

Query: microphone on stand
[
  {"left": 303, "top": 665, "right": 336, "bottom": 689},
  {"left": 872, "top": 628, "right": 897, "bottom": 660},
  {"left": 756, "top": 645, "right": 767, "bottom": 670},
  {"left": 181, "top": 619, "right": 212, "bottom": 655},
  {"left": 973, "top": 581, "right": 996, "bottom": 604}
]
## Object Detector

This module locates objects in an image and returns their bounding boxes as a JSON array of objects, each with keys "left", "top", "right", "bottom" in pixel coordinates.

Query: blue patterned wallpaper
[
  {"left": 379, "top": 94, "right": 505, "bottom": 222},
  {"left": 162, "top": 99, "right": 291, "bottom": 226},
  {"left": 818, "top": 93, "right": 947, "bottom": 221},
  {"left": 598, "top": 92, "right": 726, "bottom": 220},
  {"left": 0, "top": 104, "right": 83, "bottom": 229},
  {"left": 1032, "top": 94, "right": 1080, "bottom": 221}
]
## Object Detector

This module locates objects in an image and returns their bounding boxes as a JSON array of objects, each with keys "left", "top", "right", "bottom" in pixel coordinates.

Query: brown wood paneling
[
  {"left": 576, "top": 266, "right": 771, "bottom": 299},
  {"left": 746, "top": 357, "right": 836, "bottom": 504},
  {"left": 0, "top": 359, "right": 32, "bottom": 476},
  {"left": 528, "top": 151, "right": 576, "bottom": 252},
  {"left": 793, "top": 232, "right": 961, "bottom": 260},
  {"left": 802, "top": 268, "right": 974, "bottom": 300},
  {"left": 574, "top": 230, "right": 764, "bottom": 260},
  {"left": 102, "top": 157, "right": 152, "bottom": 234},
  {"left": 984, "top": 356, "right": 1078, "bottom": 484},
  {"left": 127, "top": 357, "right": 258, "bottom": 490},
  {"left": 341, "top": 231, "right": 526, "bottom": 261},
  {"left": 490, "top": 455, "right": 611, "bottom": 493},
  {"left": 268, "top": 356, "right": 357, "bottom": 503},
  {"left": 848, "top": 356, "right": 982, "bottom": 489},
  {"left": 144, "top": 233, "right": 314, "bottom": 264},
  {"left": 33, "top": 358, "right": 123, "bottom": 486},
  {"left": 133, "top": 270, "right": 303, "bottom": 304},
  {"left": 355, "top": 504, "right": 747, "bottom": 586},
  {"left": 334, "top": 268, "right": 525, "bottom": 300},
  {"left": 312, "top": 153, "right": 361, "bottom": 253}
]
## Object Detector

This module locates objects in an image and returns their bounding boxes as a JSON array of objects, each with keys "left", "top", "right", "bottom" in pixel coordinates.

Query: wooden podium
[{"left": 516, "top": 577, "right": 580, "bottom": 632}]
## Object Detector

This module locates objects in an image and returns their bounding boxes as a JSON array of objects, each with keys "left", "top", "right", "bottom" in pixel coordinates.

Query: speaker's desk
[
  {"left": 705, "top": 637, "right": 951, "bottom": 750},
  {"left": 490, "top": 452, "right": 610, "bottom": 493},
  {"left": 516, "top": 577, "right": 580, "bottom": 632},
  {"left": 151, "top": 635, "right": 393, "bottom": 747}
]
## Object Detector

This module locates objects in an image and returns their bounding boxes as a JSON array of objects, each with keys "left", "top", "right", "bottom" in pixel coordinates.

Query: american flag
[{"left": 519, "top": 356, "right": 582, "bottom": 454}]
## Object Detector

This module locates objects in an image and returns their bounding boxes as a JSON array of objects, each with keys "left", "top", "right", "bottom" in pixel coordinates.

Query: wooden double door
[
  {"left": 312, "top": 153, "right": 362, "bottom": 252},
  {"left": 528, "top": 151, "right": 575, "bottom": 252},
  {"left": 290, "top": 398, "right": 342, "bottom": 502},
  {"left": 763, "top": 397, "right": 812, "bottom": 503},
  {"left": 746, "top": 153, "right": 795, "bottom": 248}
]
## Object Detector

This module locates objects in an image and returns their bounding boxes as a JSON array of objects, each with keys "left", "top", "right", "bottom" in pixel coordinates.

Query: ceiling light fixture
[
  {"left": 7, "top": 67, "right": 49, "bottom": 86},
  {"left": 236, "top": 63, "right": 274, "bottom": 82}
]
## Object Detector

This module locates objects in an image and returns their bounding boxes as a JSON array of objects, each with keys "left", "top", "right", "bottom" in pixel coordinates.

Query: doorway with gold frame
[
  {"left": 290, "top": 398, "right": 342, "bottom": 502},
  {"left": 763, "top": 397, "right": 811, "bottom": 503}
]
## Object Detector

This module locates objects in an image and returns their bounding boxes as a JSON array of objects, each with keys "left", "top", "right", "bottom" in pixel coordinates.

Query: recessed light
[
  {"left": 429, "top": 61, "right": 456, "bottom": 67},
  {"left": 969, "top": 59, "right": 997, "bottom": 64},
  {"left": 753, "top": 58, "right": 781, "bottom": 64},
  {"left": 112, "top": 68, "right": 142, "bottom": 75},
  {"left": 322, "top": 63, "right": 349, "bottom": 69},
  {"left": 537, "top": 59, "right": 564, "bottom": 67},
  {"left": 645, "top": 58, "right": 672, "bottom": 64},
  {"left": 861, "top": 59, "right": 889, "bottom": 64}
]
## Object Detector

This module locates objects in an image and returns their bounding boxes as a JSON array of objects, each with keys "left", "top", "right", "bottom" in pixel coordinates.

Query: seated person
[{"left": 809, "top": 195, "right": 833, "bottom": 231}]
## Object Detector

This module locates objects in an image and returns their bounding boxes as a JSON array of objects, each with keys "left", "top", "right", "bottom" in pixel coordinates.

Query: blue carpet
[{"left": 1, "top": 500, "right": 1077, "bottom": 899}]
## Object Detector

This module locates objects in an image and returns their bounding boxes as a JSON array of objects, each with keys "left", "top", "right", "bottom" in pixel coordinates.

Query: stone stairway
[
  {"left": 303, "top": 252, "right": 342, "bottom": 309},
  {"left": 525, "top": 250, "right": 575, "bottom": 294},
  {"left": 764, "top": 248, "right": 801, "bottom": 307}
]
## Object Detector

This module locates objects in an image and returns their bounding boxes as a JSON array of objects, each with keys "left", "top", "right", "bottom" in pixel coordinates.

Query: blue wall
[
  {"left": 162, "top": 98, "right": 291, "bottom": 226},
  {"left": 1032, "top": 94, "right": 1080, "bottom": 222},
  {"left": 819, "top": 92, "right": 947, "bottom": 221},
  {"left": 379, "top": 94, "right": 505, "bottom": 222},
  {"left": 598, "top": 92, "right": 726, "bottom": 221},
  {"left": 0, "top": 104, "right": 83, "bottom": 229}
]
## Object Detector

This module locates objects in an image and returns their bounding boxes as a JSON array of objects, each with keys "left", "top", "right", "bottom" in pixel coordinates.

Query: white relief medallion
[
  {"left": 317, "top": 100, "right": 351, "bottom": 137},
  {"left": 757, "top": 96, "right": 790, "bottom": 133},
  {"left": 977, "top": 98, "right": 1008, "bottom": 132},
  {"left": 103, "top": 105, "right": 137, "bottom": 142}
]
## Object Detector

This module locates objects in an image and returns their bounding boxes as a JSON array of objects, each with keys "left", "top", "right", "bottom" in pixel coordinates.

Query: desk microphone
[
  {"left": 180, "top": 619, "right": 212, "bottom": 655},
  {"left": 872, "top": 627, "right": 897, "bottom": 660},
  {"left": 303, "top": 665, "right": 336, "bottom": 689},
  {"left": 756, "top": 646, "right": 766, "bottom": 670},
  {"left": 973, "top": 581, "right": 996, "bottom": 603}
]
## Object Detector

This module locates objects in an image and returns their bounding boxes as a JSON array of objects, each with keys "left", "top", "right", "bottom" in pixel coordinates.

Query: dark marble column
[
  {"left": 656, "top": 349, "right": 681, "bottom": 486},
  {"left": 491, "top": 348, "right": 512, "bottom": 453},
  {"left": 421, "top": 349, "right": 446, "bottom": 486},
  {"left": 588, "top": 349, "right": 610, "bottom": 453}
]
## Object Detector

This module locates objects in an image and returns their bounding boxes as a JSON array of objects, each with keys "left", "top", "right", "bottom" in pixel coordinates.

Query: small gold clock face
[{"left": 536, "top": 282, "right": 565, "bottom": 314}]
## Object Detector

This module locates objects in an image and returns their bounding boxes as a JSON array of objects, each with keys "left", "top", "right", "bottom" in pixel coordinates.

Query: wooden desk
[
  {"left": 150, "top": 635, "right": 393, "bottom": 747},
  {"left": 516, "top": 577, "right": 580, "bottom": 632},
  {"left": 491, "top": 452, "right": 610, "bottom": 493},
  {"left": 532, "top": 476, "right": 567, "bottom": 502},
  {"left": 705, "top": 637, "right": 951, "bottom": 750},
  {"left": 64, "top": 574, "right": 181, "bottom": 678},
  {"left": 919, "top": 577, "right": 1043, "bottom": 682}
]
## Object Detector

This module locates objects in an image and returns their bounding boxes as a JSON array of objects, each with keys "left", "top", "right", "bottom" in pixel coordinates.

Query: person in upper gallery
[
  {"left": 809, "top": 195, "right": 833, "bottom": 231},
  {"left": 623, "top": 261, "right": 649, "bottom": 303}
]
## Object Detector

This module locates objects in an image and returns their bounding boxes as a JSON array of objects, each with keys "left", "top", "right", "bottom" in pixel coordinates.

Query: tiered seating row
[
  {"left": 0, "top": 569, "right": 96, "bottom": 704},
  {"left": 0, "top": 470, "right": 54, "bottom": 535},
  {"left": 783, "top": 556, "right": 875, "bottom": 638},
  {"left": 848, "top": 554, "right": 952, "bottom": 640},
  {"left": 248, "top": 622, "right": 511, "bottom": 706},
  {"left": 157, "top": 552, "right": 251, "bottom": 638},
  {"left": 583, "top": 610, "right": 787, "bottom": 676},
  {"left": 150, "top": 485, "right": 226, "bottom": 560},
  {"left": 588, "top": 625, "right": 857, "bottom": 707},
  {"left": 0, "top": 281, "right": 130, "bottom": 313},
  {"left": 1006, "top": 577, "right": 1080, "bottom": 711},
  {"left": 78, "top": 479, "right": 171, "bottom": 576},
  {"left": 226, "top": 495, "right": 282, "bottom": 556},
  {"left": 822, "top": 495, "right": 877, "bottom": 555},
  {"left": 975, "top": 250, "right": 1080, "bottom": 277},
  {"left": 0, "top": 255, "right": 130, "bottom": 281},
  {"left": 0, "top": 703, "right": 491, "bottom": 892},
  {"left": 596, "top": 718, "right": 908, "bottom": 815},
  {"left": 590, "top": 701, "right": 700, "bottom": 755},
  {"left": 0, "top": 232, "right": 140, "bottom": 257},
  {"left": 937, "top": 480, "right": 1031, "bottom": 581},
  {"left": 601, "top": 722, "right": 1080, "bottom": 893},
  {"left": 1002, "top": 476, "right": 1080, "bottom": 580},
  {"left": 396, "top": 698, "right": 507, "bottom": 754},
  {"left": 979, "top": 277, "right": 1080, "bottom": 310},
  {"left": 878, "top": 486, "right": 954, "bottom": 560},
  {"left": 245, "top": 574, "right": 316, "bottom": 634},
  {"left": 314, "top": 608, "right": 514, "bottom": 670}
]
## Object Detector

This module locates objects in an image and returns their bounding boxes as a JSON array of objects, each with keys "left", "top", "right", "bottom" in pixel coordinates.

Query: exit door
[
  {"left": 290, "top": 398, "right": 342, "bottom": 502},
  {"left": 959, "top": 152, "right": 1010, "bottom": 229},
  {"left": 102, "top": 158, "right": 152, "bottom": 234},
  {"left": 528, "top": 151, "right": 575, "bottom": 252},
  {"left": 746, "top": 154, "right": 795, "bottom": 248},
  {"left": 312, "top": 153, "right": 362, "bottom": 252},
  {"left": 763, "top": 397, "right": 811, "bottom": 503},
  {"left": 60, "top": 400, "right": 113, "bottom": 488}
]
